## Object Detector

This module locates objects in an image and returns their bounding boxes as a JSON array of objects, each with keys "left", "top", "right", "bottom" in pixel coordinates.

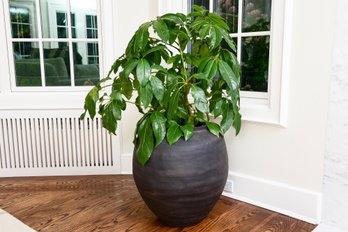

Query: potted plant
[{"left": 81, "top": 5, "right": 241, "bottom": 227}]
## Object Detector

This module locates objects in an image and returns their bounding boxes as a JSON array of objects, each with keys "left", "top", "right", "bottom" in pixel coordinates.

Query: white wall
[
  {"left": 118, "top": 0, "right": 336, "bottom": 223},
  {"left": 223, "top": 0, "right": 336, "bottom": 223},
  {"left": 321, "top": 0, "right": 348, "bottom": 230},
  {"left": 112, "top": 0, "right": 158, "bottom": 172}
]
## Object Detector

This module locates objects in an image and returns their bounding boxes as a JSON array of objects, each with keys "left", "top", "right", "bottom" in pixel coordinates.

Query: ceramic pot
[{"left": 133, "top": 126, "right": 228, "bottom": 227}]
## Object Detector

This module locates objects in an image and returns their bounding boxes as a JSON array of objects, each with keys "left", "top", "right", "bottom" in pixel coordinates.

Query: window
[
  {"left": 86, "top": 15, "right": 99, "bottom": 65},
  {"left": 8, "top": 0, "right": 100, "bottom": 88},
  {"left": 192, "top": 0, "right": 271, "bottom": 93},
  {"left": 160, "top": 0, "right": 289, "bottom": 125}
]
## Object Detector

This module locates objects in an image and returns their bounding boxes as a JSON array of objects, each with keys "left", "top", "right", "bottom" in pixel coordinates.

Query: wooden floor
[{"left": 0, "top": 175, "right": 316, "bottom": 232}]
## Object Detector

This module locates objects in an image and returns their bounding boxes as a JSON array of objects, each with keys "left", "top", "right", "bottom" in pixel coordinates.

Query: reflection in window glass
[
  {"left": 9, "top": 1, "right": 37, "bottom": 38},
  {"left": 73, "top": 42, "right": 99, "bottom": 86},
  {"left": 242, "top": 0, "right": 271, "bottom": 32},
  {"left": 40, "top": 0, "right": 67, "bottom": 38},
  {"left": 13, "top": 42, "right": 42, "bottom": 86},
  {"left": 9, "top": 0, "right": 100, "bottom": 87},
  {"left": 192, "top": 0, "right": 210, "bottom": 10},
  {"left": 70, "top": 0, "right": 97, "bottom": 39},
  {"left": 43, "top": 42, "right": 71, "bottom": 86},
  {"left": 241, "top": 36, "right": 269, "bottom": 92},
  {"left": 214, "top": 0, "right": 239, "bottom": 33}
]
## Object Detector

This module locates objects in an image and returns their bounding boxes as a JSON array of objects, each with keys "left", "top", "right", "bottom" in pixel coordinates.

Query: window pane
[
  {"left": 40, "top": 0, "right": 68, "bottom": 38},
  {"left": 214, "top": 0, "right": 239, "bottom": 33},
  {"left": 9, "top": 1, "right": 38, "bottom": 38},
  {"left": 13, "top": 42, "right": 42, "bottom": 86},
  {"left": 43, "top": 42, "right": 71, "bottom": 86},
  {"left": 70, "top": 0, "right": 97, "bottom": 38},
  {"left": 191, "top": 0, "right": 210, "bottom": 11},
  {"left": 73, "top": 42, "right": 99, "bottom": 86},
  {"left": 242, "top": 0, "right": 271, "bottom": 32},
  {"left": 241, "top": 36, "right": 269, "bottom": 92}
]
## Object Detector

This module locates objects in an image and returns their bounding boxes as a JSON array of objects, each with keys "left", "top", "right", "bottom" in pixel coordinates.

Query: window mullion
[
  {"left": 237, "top": 0, "right": 243, "bottom": 63},
  {"left": 35, "top": 0, "right": 46, "bottom": 87},
  {"left": 66, "top": 0, "right": 75, "bottom": 87},
  {"left": 209, "top": 0, "right": 213, "bottom": 13}
]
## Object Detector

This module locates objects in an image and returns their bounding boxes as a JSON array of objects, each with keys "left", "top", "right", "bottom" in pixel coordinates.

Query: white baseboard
[
  {"left": 313, "top": 224, "right": 347, "bottom": 232},
  {"left": 222, "top": 171, "right": 322, "bottom": 224},
  {"left": 121, "top": 153, "right": 133, "bottom": 174}
]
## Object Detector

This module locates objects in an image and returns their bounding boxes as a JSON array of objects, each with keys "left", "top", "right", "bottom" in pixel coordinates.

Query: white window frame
[
  {"left": 159, "top": 0, "right": 292, "bottom": 126},
  {"left": 3, "top": 0, "right": 104, "bottom": 91},
  {"left": 0, "top": 0, "right": 115, "bottom": 110}
]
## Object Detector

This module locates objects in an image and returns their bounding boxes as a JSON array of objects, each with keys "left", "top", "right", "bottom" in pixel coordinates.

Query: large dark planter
[{"left": 133, "top": 126, "right": 228, "bottom": 227}]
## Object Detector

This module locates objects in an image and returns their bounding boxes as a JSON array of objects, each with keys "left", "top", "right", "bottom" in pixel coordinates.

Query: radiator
[{"left": 0, "top": 116, "right": 119, "bottom": 176}]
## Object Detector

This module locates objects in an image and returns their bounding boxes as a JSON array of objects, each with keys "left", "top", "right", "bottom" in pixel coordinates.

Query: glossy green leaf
[
  {"left": 140, "top": 83, "right": 153, "bottom": 108},
  {"left": 150, "top": 111, "right": 167, "bottom": 147},
  {"left": 218, "top": 28, "right": 236, "bottom": 52},
  {"left": 221, "top": 104, "right": 234, "bottom": 133},
  {"left": 203, "top": 59, "right": 218, "bottom": 80},
  {"left": 136, "top": 59, "right": 151, "bottom": 86},
  {"left": 191, "top": 85, "right": 209, "bottom": 113},
  {"left": 167, "top": 89, "right": 180, "bottom": 120},
  {"left": 150, "top": 76, "right": 164, "bottom": 102},
  {"left": 180, "top": 123, "right": 194, "bottom": 141},
  {"left": 219, "top": 60, "right": 238, "bottom": 90},
  {"left": 167, "top": 121, "right": 183, "bottom": 145},
  {"left": 136, "top": 116, "right": 154, "bottom": 165},
  {"left": 134, "top": 23, "right": 150, "bottom": 50},
  {"left": 123, "top": 59, "right": 139, "bottom": 78},
  {"left": 83, "top": 86, "right": 100, "bottom": 119},
  {"left": 213, "top": 99, "right": 226, "bottom": 117},
  {"left": 153, "top": 19, "right": 169, "bottom": 41},
  {"left": 101, "top": 108, "right": 117, "bottom": 134},
  {"left": 121, "top": 79, "right": 133, "bottom": 100},
  {"left": 206, "top": 122, "right": 221, "bottom": 137},
  {"left": 160, "top": 13, "right": 183, "bottom": 25}
]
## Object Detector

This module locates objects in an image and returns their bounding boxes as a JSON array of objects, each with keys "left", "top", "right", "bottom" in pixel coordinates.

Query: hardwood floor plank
[{"left": 0, "top": 175, "right": 317, "bottom": 232}]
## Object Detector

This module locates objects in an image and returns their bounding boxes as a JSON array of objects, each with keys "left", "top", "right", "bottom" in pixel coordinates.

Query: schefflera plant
[{"left": 81, "top": 6, "right": 241, "bottom": 165}]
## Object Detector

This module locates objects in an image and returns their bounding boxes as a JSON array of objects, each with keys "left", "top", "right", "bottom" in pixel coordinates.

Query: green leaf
[
  {"left": 136, "top": 116, "right": 154, "bottom": 165},
  {"left": 213, "top": 99, "right": 226, "bottom": 117},
  {"left": 167, "top": 89, "right": 180, "bottom": 120},
  {"left": 160, "top": 13, "right": 183, "bottom": 25},
  {"left": 110, "top": 101, "right": 122, "bottom": 120},
  {"left": 134, "top": 23, "right": 150, "bottom": 50},
  {"left": 167, "top": 121, "right": 183, "bottom": 145},
  {"left": 233, "top": 110, "right": 242, "bottom": 135},
  {"left": 203, "top": 59, "right": 218, "bottom": 80},
  {"left": 191, "top": 85, "right": 209, "bottom": 113},
  {"left": 150, "top": 76, "right": 164, "bottom": 102},
  {"left": 199, "top": 25, "right": 210, "bottom": 39},
  {"left": 139, "top": 83, "right": 153, "bottom": 108},
  {"left": 136, "top": 59, "right": 151, "bottom": 86},
  {"left": 150, "top": 112, "right": 167, "bottom": 147},
  {"left": 218, "top": 28, "right": 236, "bottom": 52},
  {"left": 83, "top": 86, "right": 100, "bottom": 119},
  {"left": 123, "top": 59, "right": 139, "bottom": 78},
  {"left": 206, "top": 122, "right": 221, "bottom": 137},
  {"left": 153, "top": 19, "right": 169, "bottom": 41},
  {"left": 181, "top": 123, "right": 194, "bottom": 141},
  {"left": 219, "top": 60, "right": 238, "bottom": 90},
  {"left": 101, "top": 108, "right": 117, "bottom": 134},
  {"left": 143, "top": 45, "right": 166, "bottom": 57},
  {"left": 214, "top": 26, "right": 223, "bottom": 48},
  {"left": 221, "top": 104, "right": 234, "bottom": 133},
  {"left": 208, "top": 13, "right": 229, "bottom": 31},
  {"left": 121, "top": 80, "right": 133, "bottom": 100},
  {"left": 208, "top": 27, "right": 217, "bottom": 49}
]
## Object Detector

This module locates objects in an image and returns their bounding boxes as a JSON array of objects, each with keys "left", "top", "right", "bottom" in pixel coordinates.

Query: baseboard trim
[
  {"left": 121, "top": 153, "right": 133, "bottom": 174},
  {"left": 222, "top": 171, "right": 322, "bottom": 224},
  {"left": 313, "top": 224, "right": 347, "bottom": 232}
]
